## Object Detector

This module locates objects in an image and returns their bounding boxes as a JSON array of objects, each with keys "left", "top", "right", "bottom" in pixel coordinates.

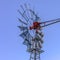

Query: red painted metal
[{"left": 29, "top": 22, "right": 40, "bottom": 30}]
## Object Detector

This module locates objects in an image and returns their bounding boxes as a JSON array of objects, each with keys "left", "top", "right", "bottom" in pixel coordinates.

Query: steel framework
[{"left": 18, "top": 4, "right": 60, "bottom": 60}]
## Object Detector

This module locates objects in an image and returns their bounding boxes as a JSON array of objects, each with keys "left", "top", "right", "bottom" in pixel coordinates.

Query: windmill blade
[
  {"left": 18, "top": 18, "right": 27, "bottom": 25},
  {"left": 20, "top": 30, "right": 28, "bottom": 39},
  {"left": 29, "top": 9, "right": 36, "bottom": 21},
  {"left": 18, "top": 10, "right": 28, "bottom": 22},
  {"left": 23, "top": 33, "right": 32, "bottom": 46},
  {"left": 29, "top": 9, "right": 36, "bottom": 16},
  {"left": 39, "top": 50, "right": 44, "bottom": 53},
  {"left": 18, "top": 26, "right": 28, "bottom": 31},
  {"left": 24, "top": 4, "right": 33, "bottom": 25},
  {"left": 26, "top": 31, "right": 33, "bottom": 41},
  {"left": 29, "top": 9, "right": 39, "bottom": 22},
  {"left": 24, "top": 4, "right": 31, "bottom": 19},
  {"left": 24, "top": 4, "right": 29, "bottom": 12},
  {"left": 20, "top": 30, "right": 32, "bottom": 45},
  {"left": 20, "top": 5, "right": 29, "bottom": 21},
  {"left": 42, "top": 20, "right": 60, "bottom": 27},
  {"left": 29, "top": 9, "right": 34, "bottom": 21},
  {"left": 20, "top": 5, "right": 25, "bottom": 12},
  {"left": 23, "top": 39, "right": 31, "bottom": 45}
]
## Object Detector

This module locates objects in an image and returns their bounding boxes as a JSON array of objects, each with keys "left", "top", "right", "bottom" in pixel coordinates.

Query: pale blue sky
[{"left": 0, "top": 0, "right": 60, "bottom": 60}]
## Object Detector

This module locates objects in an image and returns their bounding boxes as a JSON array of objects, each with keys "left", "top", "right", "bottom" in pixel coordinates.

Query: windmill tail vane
[{"left": 18, "top": 4, "right": 60, "bottom": 60}]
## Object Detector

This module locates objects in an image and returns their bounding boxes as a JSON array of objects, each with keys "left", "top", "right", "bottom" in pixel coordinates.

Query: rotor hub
[{"left": 29, "top": 22, "right": 41, "bottom": 30}]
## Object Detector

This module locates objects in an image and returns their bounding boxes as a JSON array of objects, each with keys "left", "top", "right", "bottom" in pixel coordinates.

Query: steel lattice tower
[{"left": 29, "top": 30, "right": 44, "bottom": 60}]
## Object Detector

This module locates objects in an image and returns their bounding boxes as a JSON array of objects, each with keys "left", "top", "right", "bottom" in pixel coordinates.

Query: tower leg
[{"left": 30, "top": 50, "right": 40, "bottom": 60}]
